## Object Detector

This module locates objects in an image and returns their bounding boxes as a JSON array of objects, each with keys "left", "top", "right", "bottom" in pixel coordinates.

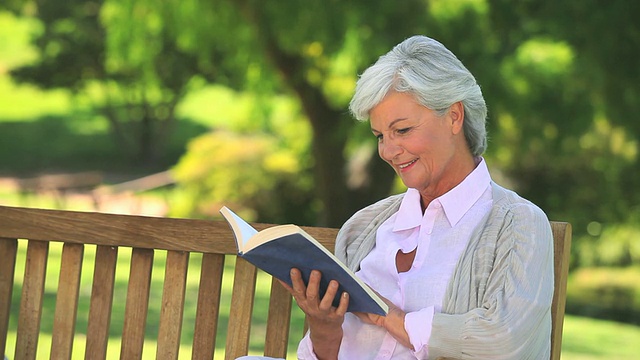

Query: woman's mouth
[{"left": 398, "top": 159, "right": 418, "bottom": 170}]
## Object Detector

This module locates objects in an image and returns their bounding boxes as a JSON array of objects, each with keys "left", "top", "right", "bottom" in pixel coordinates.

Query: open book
[{"left": 220, "top": 206, "right": 388, "bottom": 316}]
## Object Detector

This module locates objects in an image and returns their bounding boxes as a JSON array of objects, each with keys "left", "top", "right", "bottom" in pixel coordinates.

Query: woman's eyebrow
[{"left": 371, "top": 118, "right": 408, "bottom": 133}]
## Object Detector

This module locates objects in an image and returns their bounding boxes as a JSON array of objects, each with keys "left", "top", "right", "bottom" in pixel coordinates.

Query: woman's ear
[{"left": 449, "top": 101, "right": 465, "bottom": 135}]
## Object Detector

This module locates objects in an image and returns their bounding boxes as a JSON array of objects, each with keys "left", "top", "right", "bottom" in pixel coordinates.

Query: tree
[
  {"left": 485, "top": 0, "right": 640, "bottom": 232},
  {"left": 7, "top": 0, "right": 507, "bottom": 226},
  {"left": 8, "top": 0, "right": 227, "bottom": 164},
  {"left": 7, "top": 0, "right": 639, "bottom": 237},
  {"left": 186, "top": 0, "right": 450, "bottom": 226},
  {"left": 208, "top": 0, "right": 640, "bottom": 235}
]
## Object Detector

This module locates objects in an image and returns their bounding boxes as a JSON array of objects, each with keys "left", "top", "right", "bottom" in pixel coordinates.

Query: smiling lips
[{"left": 397, "top": 159, "right": 418, "bottom": 170}]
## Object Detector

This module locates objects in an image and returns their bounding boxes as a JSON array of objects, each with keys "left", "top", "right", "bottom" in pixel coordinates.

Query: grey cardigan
[{"left": 334, "top": 182, "right": 554, "bottom": 359}]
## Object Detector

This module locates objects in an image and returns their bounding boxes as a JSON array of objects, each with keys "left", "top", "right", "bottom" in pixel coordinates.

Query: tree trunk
[{"left": 236, "top": 1, "right": 396, "bottom": 226}]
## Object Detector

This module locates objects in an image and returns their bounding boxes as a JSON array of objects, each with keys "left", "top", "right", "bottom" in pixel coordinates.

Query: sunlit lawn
[
  {"left": 562, "top": 316, "right": 640, "bottom": 360},
  {"left": 3, "top": 240, "right": 640, "bottom": 360}
]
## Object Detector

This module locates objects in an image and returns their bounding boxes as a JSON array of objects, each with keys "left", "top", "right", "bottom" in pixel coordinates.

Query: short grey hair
[{"left": 349, "top": 35, "right": 488, "bottom": 156}]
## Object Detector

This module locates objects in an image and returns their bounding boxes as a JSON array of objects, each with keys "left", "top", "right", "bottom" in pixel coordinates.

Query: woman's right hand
[{"left": 279, "top": 268, "right": 348, "bottom": 360}]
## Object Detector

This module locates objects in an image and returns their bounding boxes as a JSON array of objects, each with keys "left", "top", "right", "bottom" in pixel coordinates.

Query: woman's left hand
[{"left": 353, "top": 293, "right": 414, "bottom": 350}]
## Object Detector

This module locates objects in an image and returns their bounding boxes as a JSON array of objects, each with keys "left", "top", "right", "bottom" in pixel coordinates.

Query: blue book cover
[{"left": 220, "top": 206, "right": 388, "bottom": 316}]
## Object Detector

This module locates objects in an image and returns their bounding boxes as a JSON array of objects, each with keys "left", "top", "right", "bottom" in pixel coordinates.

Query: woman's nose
[{"left": 379, "top": 139, "right": 402, "bottom": 161}]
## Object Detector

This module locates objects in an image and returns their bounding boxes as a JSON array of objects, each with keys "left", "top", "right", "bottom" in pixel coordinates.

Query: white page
[{"left": 222, "top": 207, "right": 258, "bottom": 249}]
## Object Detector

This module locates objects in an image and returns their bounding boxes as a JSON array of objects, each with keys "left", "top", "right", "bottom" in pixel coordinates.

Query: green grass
[
  {"left": 561, "top": 315, "right": 640, "bottom": 360},
  {"left": 3, "top": 240, "right": 640, "bottom": 359}
]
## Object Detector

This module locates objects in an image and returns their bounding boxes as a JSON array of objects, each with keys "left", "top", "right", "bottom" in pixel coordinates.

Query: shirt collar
[
  {"left": 393, "top": 187, "right": 423, "bottom": 231},
  {"left": 439, "top": 157, "right": 492, "bottom": 226},
  {"left": 392, "top": 157, "right": 492, "bottom": 231}
]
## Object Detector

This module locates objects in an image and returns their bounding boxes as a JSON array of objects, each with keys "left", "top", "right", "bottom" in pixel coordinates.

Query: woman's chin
[{"left": 399, "top": 178, "right": 421, "bottom": 191}]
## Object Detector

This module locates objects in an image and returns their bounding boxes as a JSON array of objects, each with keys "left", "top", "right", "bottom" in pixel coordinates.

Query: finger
[
  {"left": 289, "top": 268, "right": 307, "bottom": 296},
  {"left": 319, "top": 279, "right": 339, "bottom": 311},
  {"left": 277, "top": 279, "right": 294, "bottom": 293},
  {"left": 306, "top": 270, "right": 322, "bottom": 302},
  {"left": 335, "top": 291, "right": 349, "bottom": 316},
  {"left": 352, "top": 311, "right": 373, "bottom": 324}
]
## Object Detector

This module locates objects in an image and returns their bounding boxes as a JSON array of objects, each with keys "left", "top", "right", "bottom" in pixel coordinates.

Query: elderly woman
[{"left": 242, "top": 35, "right": 553, "bottom": 360}]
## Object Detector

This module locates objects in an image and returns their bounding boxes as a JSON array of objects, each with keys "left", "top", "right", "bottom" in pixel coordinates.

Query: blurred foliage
[
  {"left": 0, "top": 10, "right": 41, "bottom": 70},
  {"left": 484, "top": 0, "right": 640, "bottom": 268},
  {"left": 5, "top": 0, "right": 232, "bottom": 165},
  {"left": 578, "top": 222, "right": 640, "bottom": 268},
  {"left": 170, "top": 130, "right": 318, "bottom": 225},
  {"left": 1, "top": 1, "right": 639, "bottom": 265},
  {"left": 566, "top": 266, "right": 640, "bottom": 325}
]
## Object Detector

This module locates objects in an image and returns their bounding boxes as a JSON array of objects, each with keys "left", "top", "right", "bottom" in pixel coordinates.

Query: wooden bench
[{"left": 0, "top": 205, "right": 571, "bottom": 360}]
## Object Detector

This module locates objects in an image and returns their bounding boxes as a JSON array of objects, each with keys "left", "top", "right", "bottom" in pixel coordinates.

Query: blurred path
[{"left": 0, "top": 174, "right": 170, "bottom": 217}]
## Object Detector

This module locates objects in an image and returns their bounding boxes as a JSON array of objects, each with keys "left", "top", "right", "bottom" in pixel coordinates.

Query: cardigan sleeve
[{"left": 428, "top": 200, "right": 554, "bottom": 360}]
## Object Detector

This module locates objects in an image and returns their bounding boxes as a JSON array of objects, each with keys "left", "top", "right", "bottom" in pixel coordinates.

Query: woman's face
[{"left": 370, "top": 91, "right": 472, "bottom": 201}]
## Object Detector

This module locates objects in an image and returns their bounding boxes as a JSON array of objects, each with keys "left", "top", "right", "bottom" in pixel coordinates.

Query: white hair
[{"left": 349, "top": 35, "right": 488, "bottom": 156}]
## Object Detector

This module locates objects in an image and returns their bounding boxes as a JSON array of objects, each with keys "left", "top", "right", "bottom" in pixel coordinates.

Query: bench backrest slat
[
  {"left": 16, "top": 240, "right": 49, "bottom": 360},
  {"left": 120, "top": 248, "right": 154, "bottom": 359},
  {"left": 191, "top": 252, "right": 225, "bottom": 359},
  {"left": 225, "top": 258, "right": 258, "bottom": 359},
  {"left": 157, "top": 250, "right": 190, "bottom": 360},
  {"left": 0, "top": 238, "right": 18, "bottom": 358},
  {"left": 85, "top": 244, "right": 118, "bottom": 360},
  {"left": 51, "top": 243, "right": 84, "bottom": 360},
  {"left": 264, "top": 278, "right": 293, "bottom": 357},
  {"left": 550, "top": 222, "right": 572, "bottom": 360}
]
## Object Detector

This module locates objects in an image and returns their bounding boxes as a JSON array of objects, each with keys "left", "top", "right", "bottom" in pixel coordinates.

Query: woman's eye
[
  {"left": 376, "top": 134, "right": 383, "bottom": 141},
  {"left": 397, "top": 127, "right": 412, "bottom": 135}
]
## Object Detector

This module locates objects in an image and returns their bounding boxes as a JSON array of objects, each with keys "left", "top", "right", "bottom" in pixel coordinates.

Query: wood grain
[
  {"left": 51, "top": 243, "right": 84, "bottom": 360},
  {"left": 0, "top": 237, "right": 17, "bottom": 358},
  {"left": 120, "top": 248, "right": 154, "bottom": 360},
  {"left": 550, "top": 221, "right": 572, "bottom": 360},
  {"left": 191, "top": 253, "right": 225, "bottom": 360},
  {"left": 157, "top": 250, "right": 190, "bottom": 360},
  {"left": 225, "top": 258, "right": 257, "bottom": 360},
  {"left": 15, "top": 240, "right": 49, "bottom": 360},
  {"left": 0, "top": 205, "right": 337, "bottom": 253},
  {"left": 85, "top": 245, "right": 118, "bottom": 360},
  {"left": 264, "top": 279, "right": 293, "bottom": 358}
]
